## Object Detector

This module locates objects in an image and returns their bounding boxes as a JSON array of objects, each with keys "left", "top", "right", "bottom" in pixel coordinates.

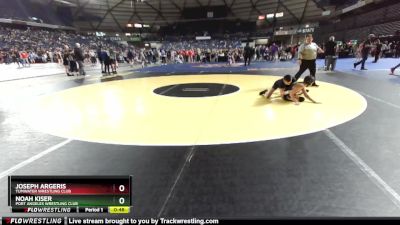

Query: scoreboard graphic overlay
[
  {"left": 8, "top": 176, "right": 132, "bottom": 214},
  {"left": 2, "top": 176, "right": 221, "bottom": 225}
]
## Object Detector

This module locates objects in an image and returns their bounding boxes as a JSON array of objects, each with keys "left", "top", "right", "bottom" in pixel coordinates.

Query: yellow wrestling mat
[{"left": 25, "top": 75, "right": 367, "bottom": 146}]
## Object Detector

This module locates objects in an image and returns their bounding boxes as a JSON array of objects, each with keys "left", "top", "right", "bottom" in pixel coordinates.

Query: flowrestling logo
[{"left": 3, "top": 217, "right": 63, "bottom": 224}]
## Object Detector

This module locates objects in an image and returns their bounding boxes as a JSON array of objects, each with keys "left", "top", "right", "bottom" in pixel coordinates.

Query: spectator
[
  {"left": 109, "top": 48, "right": 117, "bottom": 74},
  {"left": 74, "top": 43, "right": 85, "bottom": 76},
  {"left": 354, "top": 34, "right": 375, "bottom": 70},
  {"left": 372, "top": 38, "right": 382, "bottom": 63},
  {"left": 324, "top": 36, "right": 337, "bottom": 71},
  {"left": 243, "top": 43, "right": 253, "bottom": 66}
]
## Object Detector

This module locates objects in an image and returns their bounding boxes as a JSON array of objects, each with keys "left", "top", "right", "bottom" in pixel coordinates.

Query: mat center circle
[{"left": 153, "top": 83, "right": 239, "bottom": 97}]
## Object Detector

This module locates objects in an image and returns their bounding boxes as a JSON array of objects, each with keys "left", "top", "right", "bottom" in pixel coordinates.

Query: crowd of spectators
[
  {"left": 158, "top": 39, "right": 300, "bottom": 64},
  {"left": 0, "top": 26, "right": 123, "bottom": 65},
  {"left": 253, "top": 44, "right": 299, "bottom": 61},
  {"left": 2, "top": 25, "right": 400, "bottom": 73},
  {"left": 318, "top": 36, "right": 400, "bottom": 59},
  {"left": 158, "top": 38, "right": 243, "bottom": 64},
  {"left": 0, "top": 26, "right": 299, "bottom": 70}
]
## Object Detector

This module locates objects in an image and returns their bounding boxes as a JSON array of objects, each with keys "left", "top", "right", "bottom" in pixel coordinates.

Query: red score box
[{"left": 61, "top": 183, "right": 130, "bottom": 195}]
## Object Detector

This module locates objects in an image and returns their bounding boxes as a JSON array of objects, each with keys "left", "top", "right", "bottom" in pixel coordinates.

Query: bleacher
[
  {"left": 0, "top": 26, "right": 122, "bottom": 52},
  {"left": 0, "top": 0, "right": 66, "bottom": 26},
  {"left": 315, "top": 2, "right": 400, "bottom": 42}
]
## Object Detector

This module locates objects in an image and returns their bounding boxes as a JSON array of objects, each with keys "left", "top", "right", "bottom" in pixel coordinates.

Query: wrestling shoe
[{"left": 259, "top": 89, "right": 267, "bottom": 96}]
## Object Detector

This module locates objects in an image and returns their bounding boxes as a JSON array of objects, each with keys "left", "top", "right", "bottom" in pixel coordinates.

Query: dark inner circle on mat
[{"left": 154, "top": 83, "right": 239, "bottom": 97}]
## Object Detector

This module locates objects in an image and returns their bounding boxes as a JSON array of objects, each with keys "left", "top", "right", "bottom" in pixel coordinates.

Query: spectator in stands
[
  {"left": 243, "top": 43, "right": 253, "bottom": 66},
  {"left": 372, "top": 38, "right": 382, "bottom": 63},
  {"left": 354, "top": 34, "right": 375, "bottom": 70},
  {"left": 97, "top": 46, "right": 105, "bottom": 73},
  {"left": 354, "top": 42, "right": 362, "bottom": 61},
  {"left": 89, "top": 50, "right": 96, "bottom": 67},
  {"left": 176, "top": 53, "right": 184, "bottom": 64},
  {"left": 84, "top": 50, "right": 90, "bottom": 64},
  {"left": 127, "top": 49, "right": 134, "bottom": 66},
  {"left": 255, "top": 46, "right": 261, "bottom": 61},
  {"left": 20, "top": 50, "right": 30, "bottom": 67},
  {"left": 103, "top": 49, "right": 111, "bottom": 75},
  {"left": 68, "top": 48, "right": 79, "bottom": 76},
  {"left": 284, "top": 45, "right": 292, "bottom": 60},
  {"left": 56, "top": 49, "right": 63, "bottom": 65},
  {"left": 294, "top": 34, "right": 324, "bottom": 87},
  {"left": 389, "top": 41, "right": 395, "bottom": 56},
  {"left": 291, "top": 45, "right": 298, "bottom": 60},
  {"left": 62, "top": 45, "right": 73, "bottom": 76},
  {"left": 109, "top": 48, "right": 117, "bottom": 74},
  {"left": 381, "top": 41, "right": 389, "bottom": 58},
  {"left": 0, "top": 51, "right": 4, "bottom": 64},
  {"left": 270, "top": 43, "right": 279, "bottom": 61},
  {"left": 48, "top": 50, "right": 54, "bottom": 63},
  {"left": 0, "top": 51, "right": 9, "bottom": 64},
  {"left": 161, "top": 49, "right": 167, "bottom": 65},
  {"left": 41, "top": 52, "right": 48, "bottom": 63},
  {"left": 74, "top": 43, "right": 85, "bottom": 76},
  {"left": 396, "top": 41, "right": 400, "bottom": 58},
  {"left": 12, "top": 49, "right": 21, "bottom": 68},
  {"left": 227, "top": 49, "right": 233, "bottom": 66},
  {"left": 139, "top": 50, "right": 146, "bottom": 68},
  {"left": 260, "top": 46, "right": 266, "bottom": 60},
  {"left": 324, "top": 36, "right": 337, "bottom": 71}
]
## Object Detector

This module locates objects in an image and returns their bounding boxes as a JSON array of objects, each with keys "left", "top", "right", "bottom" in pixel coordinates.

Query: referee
[{"left": 294, "top": 34, "right": 324, "bottom": 86}]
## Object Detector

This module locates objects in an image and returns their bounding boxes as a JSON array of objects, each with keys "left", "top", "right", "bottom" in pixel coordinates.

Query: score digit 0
[
  {"left": 119, "top": 185, "right": 125, "bottom": 192},
  {"left": 119, "top": 197, "right": 125, "bottom": 205}
]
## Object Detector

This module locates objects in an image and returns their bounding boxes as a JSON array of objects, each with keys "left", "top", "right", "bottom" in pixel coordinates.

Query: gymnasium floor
[{"left": 1, "top": 57, "right": 400, "bottom": 218}]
